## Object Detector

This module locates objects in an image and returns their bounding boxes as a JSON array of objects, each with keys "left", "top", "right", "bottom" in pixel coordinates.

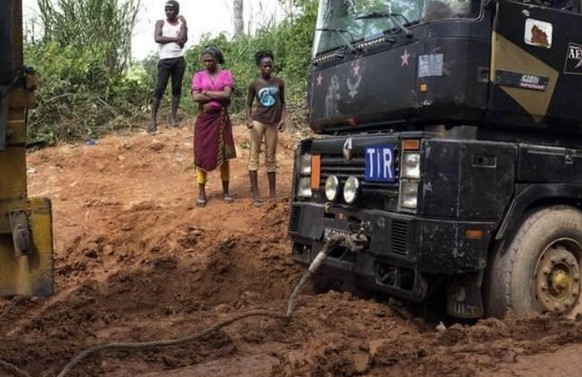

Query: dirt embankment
[{"left": 0, "top": 124, "right": 581, "bottom": 377}]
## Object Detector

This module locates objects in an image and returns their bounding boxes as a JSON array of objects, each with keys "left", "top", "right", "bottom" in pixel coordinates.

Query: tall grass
[{"left": 38, "top": 0, "right": 139, "bottom": 74}]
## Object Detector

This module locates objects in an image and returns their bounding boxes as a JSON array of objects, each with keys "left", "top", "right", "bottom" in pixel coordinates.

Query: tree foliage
[
  {"left": 25, "top": 0, "right": 318, "bottom": 144},
  {"left": 27, "top": 0, "right": 147, "bottom": 144}
]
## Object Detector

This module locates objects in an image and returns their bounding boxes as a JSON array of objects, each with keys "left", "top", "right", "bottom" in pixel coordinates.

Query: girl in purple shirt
[{"left": 190, "top": 46, "right": 236, "bottom": 207}]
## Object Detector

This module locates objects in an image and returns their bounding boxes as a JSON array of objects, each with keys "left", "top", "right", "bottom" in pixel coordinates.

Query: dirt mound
[{"left": 0, "top": 123, "right": 581, "bottom": 376}]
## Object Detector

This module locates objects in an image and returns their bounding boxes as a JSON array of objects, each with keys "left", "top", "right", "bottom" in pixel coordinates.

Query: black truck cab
[{"left": 289, "top": 0, "right": 582, "bottom": 318}]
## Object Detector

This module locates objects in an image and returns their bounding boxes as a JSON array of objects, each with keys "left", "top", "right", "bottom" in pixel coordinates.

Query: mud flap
[
  {"left": 0, "top": 198, "right": 54, "bottom": 296},
  {"left": 446, "top": 272, "right": 484, "bottom": 318}
]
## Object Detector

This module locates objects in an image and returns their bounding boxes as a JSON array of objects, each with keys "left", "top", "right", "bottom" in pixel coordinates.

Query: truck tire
[{"left": 486, "top": 206, "right": 582, "bottom": 318}]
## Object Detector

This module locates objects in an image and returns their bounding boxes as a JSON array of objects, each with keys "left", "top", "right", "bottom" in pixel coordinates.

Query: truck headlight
[
  {"left": 325, "top": 175, "right": 340, "bottom": 201},
  {"left": 297, "top": 177, "right": 312, "bottom": 198},
  {"left": 343, "top": 176, "right": 360, "bottom": 204},
  {"left": 299, "top": 154, "right": 312, "bottom": 175},
  {"left": 399, "top": 181, "right": 418, "bottom": 209},
  {"left": 402, "top": 152, "right": 420, "bottom": 179}
]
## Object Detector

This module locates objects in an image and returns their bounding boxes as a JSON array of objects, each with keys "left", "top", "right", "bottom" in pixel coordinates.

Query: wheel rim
[{"left": 534, "top": 238, "right": 582, "bottom": 314}]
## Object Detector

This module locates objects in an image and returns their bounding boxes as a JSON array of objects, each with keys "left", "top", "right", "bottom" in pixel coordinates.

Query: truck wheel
[{"left": 486, "top": 206, "right": 582, "bottom": 318}]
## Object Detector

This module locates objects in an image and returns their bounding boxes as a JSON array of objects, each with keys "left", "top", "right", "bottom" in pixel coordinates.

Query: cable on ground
[{"left": 0, "top": 233, "right": 366, "bottom": 377}]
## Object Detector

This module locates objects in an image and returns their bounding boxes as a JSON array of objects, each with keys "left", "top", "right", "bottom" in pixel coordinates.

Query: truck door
[{"left": 487, "top": 0, "right": 582, "bottom": 126}]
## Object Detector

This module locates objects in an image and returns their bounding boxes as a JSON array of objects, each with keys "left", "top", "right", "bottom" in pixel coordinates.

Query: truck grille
[
  {"left": 391, "top": 220, "right": 409, "bottom": 255},
  {"left": 319, "top": 154, "right": 399, "bottom": 210},
  {"left": 289, "top": 205, "right": 302, "bottom": 233}
]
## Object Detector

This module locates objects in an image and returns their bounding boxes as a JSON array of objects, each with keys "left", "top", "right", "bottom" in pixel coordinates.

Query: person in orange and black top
[{"left": 245, "top": 50, "right": 286, "bottom": 206}]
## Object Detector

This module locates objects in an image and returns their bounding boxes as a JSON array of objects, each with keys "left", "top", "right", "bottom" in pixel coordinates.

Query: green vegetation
[
  {"left": 26, "top": 0, "right": 145, "bottom": 144},
  {"left": 24, "top": 0, "right": 317, "bottom": 145}
]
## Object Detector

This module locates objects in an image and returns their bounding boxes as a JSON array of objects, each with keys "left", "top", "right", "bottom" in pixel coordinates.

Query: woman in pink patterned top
[{"left": 190, "top": 46, "right": 236, "bottom": 207}]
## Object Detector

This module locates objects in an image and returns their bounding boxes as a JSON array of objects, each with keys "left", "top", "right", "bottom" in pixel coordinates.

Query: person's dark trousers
[{"left": 149, "top": 56, "right": 186, "bottom": 132}]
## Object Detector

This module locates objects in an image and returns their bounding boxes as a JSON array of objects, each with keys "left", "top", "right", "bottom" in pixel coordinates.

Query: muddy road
[{"left": 0, "top": 124, "right": 580, "bottom": 377}]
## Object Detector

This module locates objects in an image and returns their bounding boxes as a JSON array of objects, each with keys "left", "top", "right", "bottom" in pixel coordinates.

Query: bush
[
  {"left": 25, "top": 0, "right": 147, "bottom": 145},
  {"left": 25, "top": 41, "right": 152, "bottom": 144}
]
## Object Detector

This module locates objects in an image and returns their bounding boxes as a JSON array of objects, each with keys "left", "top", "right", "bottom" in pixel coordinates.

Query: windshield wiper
[
  {"left": 354, "top": 12, "right": 413, "bottom": 38},
  {"left": 316, "top": 28, "right": 357, "bottom": 54}
]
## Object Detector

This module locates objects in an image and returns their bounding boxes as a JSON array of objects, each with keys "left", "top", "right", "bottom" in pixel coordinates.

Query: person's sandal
[
  {"left": 223, "top": 194, "right": 234, "bottom": 204},
  {"left": 196, "top": 198, "right": 207, "bottom": 207}
]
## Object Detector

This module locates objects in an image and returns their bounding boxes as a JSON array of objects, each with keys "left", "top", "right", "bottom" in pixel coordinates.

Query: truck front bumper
[{"left": 289, "top": 202, "right": 495, "bottom": 301}]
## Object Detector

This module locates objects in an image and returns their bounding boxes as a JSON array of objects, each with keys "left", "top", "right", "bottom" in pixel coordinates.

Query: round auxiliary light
[
  {"left": 343, "top": 176, "right": 360, "bottom": 204},
  {"left": 325, "top": 175, "right": 340, "bottom": 201}
]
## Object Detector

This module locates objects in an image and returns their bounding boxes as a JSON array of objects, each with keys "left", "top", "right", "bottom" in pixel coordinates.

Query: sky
[{"left": 22, "top": 0, "right": 289, "bottom": 60}]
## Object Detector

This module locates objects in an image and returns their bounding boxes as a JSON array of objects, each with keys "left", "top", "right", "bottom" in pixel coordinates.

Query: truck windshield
[{"left": 313, "top": 0, "right": 481, "bottom": 56}]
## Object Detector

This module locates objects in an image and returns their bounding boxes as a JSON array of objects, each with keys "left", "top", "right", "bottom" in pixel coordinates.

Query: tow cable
[{"left": 0, "top": 232, "right": 368, "bottom": 377}]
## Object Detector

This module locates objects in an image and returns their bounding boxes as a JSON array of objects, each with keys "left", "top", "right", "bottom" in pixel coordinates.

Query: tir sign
[{"left": 365, "top": 145, "right": 396, "bottom": 182}]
